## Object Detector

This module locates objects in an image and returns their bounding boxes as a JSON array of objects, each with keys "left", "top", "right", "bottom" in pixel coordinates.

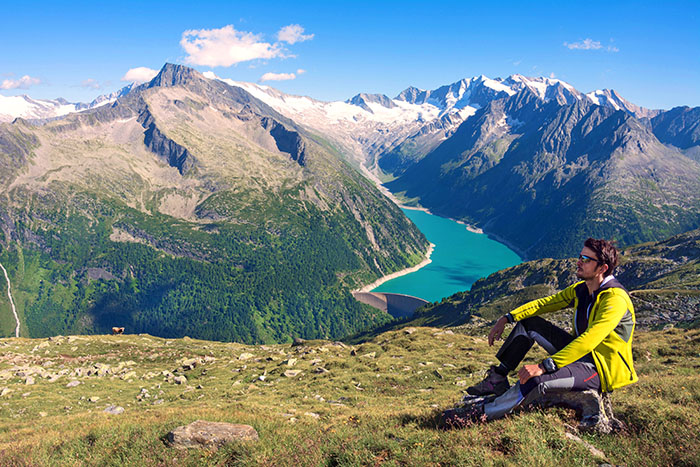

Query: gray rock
[
  {"left": 181, "top": 358, "right": 198, "bottom": 371},
  {"left": 104, "top": 405, "right": 125, "bottom": 415},
  {"left": 530, "top": 390, "right": 625, "bottom": 434},
  {"left": 66, "top": 380, "right": 81, "bottom": 388},
  {"left": 173, "top": 375, "right": 187, "bottom": 385},
  {"left": 457, "top": 389, "right": 624, "bottom": 434},
  {"left": 166, "top": 420, "right": 258, "bottom": 451}
]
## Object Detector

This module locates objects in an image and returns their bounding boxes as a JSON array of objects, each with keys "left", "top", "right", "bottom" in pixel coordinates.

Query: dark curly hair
[{"left": 584, "top": 238, "right": 618, "bottom": 277}]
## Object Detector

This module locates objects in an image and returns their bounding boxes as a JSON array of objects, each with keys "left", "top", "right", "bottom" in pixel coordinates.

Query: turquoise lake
[{"left": 372, "top": 209, "right": 522, "bottom": 302}]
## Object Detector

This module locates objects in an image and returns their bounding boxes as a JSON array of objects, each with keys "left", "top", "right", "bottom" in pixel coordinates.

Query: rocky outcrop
[
  {"left": 455, "top": 389, "right": 624, "bottom": 434},
  {"left": 0, "top": 124, "right": 37, "bottom": 186},
  {"left": 138, "top": 106, "right": 196, "bottom": 175},
  {"left": 166, "top": 420, "right": 259, "bottom": 451},
  {"left": 260, "top": 117, "right": 306, "bottom": 166},
  {"left": 651, "top": 106, "right": 700, "bottom": 150},
  {"left": 529, "top": 390, "right": 625, "bottom": 434}
]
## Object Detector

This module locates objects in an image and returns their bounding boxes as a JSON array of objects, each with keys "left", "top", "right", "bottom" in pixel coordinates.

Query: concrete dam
[{"left": 352, "top": 292, "right": 429, "bottom": 319}]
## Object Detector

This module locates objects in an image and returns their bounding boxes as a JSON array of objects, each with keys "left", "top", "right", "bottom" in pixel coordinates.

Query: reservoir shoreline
[
  {"left": 361, "top": 206, "right": 522, "bottom": 302},
  {"left": 401, "top": 204, "right": 528, "bottom": 261},
  {"left": 355, "top": 242, "right": 435, "bottom": 293},
  {"left": 354, "top": 165, "right": 523, "bottom": 300}
]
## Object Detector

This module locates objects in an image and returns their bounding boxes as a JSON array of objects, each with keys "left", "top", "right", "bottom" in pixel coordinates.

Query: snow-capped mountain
[
  {"left": 77, "top": 83, "right": 135, "bottom": 111},
  {"left": 0, "top": 95, "right": 78, "bottom": 122},
  {"left": 0, "top": 83, "right": 135, "bottom": 123},
  {"left": 585, "top": 88, "right": 660, "bottom": 119},
  {"left": 199, "top": 72, "right": 659, "bottom": 171},
  {"left": 1, "top": 72, "right": 659, "bottom": 170},
  {"left": 207, "top": 73, "right": 448, "bottom": 168}
]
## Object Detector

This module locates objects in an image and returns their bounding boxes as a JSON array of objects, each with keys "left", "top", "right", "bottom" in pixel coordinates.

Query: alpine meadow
[{"left": 1, "top": 3, "right": 700, "bottom": 464}]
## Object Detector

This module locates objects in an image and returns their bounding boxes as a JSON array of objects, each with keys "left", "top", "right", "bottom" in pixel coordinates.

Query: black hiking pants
[{"left": 484, "top": 317, "right": 601, "bottom": 420}]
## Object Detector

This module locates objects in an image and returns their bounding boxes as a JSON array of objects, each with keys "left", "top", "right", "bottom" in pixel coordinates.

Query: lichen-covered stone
[
  {"left": 166, "top": 420, "right": 258, "bottom": 451},
  {"left": 529, "top": 390, "right": 625, "bottom": 434}
]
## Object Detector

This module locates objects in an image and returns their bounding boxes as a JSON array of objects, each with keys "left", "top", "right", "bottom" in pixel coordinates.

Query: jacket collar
[{"left": 592, "top": 275, "right": 627, "bottom": 301}]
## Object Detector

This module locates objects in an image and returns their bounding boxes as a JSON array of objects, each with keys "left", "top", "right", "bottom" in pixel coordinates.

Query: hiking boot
[
  {"left": 438, "top": 403, "right": 486, "bottom": 429},
  {"left": 467, "top": 365, "right": 510, "bottom": 396}
]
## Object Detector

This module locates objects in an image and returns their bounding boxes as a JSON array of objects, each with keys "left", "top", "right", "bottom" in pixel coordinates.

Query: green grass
[{"left": 0, "top": 327, "right": 698, "bottom": 465}]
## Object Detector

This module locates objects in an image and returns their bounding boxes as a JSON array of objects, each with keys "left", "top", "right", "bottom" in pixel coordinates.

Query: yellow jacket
[{"left": 509, "top": 277, "right": 638, "bottom": 392}]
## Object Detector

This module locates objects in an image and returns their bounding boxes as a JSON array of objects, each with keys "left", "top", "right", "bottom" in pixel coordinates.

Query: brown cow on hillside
[{"left": 111, "top": 327, "right": 124, "bottom": 335}]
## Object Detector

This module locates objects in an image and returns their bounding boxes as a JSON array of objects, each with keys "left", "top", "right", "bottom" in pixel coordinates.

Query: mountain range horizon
[{"left": 0, "top": 63, "right": 678, "bottom": 124}]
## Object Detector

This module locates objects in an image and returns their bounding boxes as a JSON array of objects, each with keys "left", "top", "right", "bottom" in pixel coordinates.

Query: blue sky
[{"left": 2, "top": 0, "right": 698, "bottom": 109}]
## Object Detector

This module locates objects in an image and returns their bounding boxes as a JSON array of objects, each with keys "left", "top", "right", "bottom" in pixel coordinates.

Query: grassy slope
[{"left": 0, "top": 327, "right": 698, "bottom": 465}]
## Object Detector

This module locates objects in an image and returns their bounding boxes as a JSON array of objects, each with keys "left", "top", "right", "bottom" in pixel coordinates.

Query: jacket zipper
[{"left": 618, "top": 351, "right": 633, "bottom": 380}]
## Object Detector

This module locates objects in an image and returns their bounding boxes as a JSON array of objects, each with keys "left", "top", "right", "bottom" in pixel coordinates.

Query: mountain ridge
[{"left": 0, "top": 63, "right": 428, "bottom": 343}]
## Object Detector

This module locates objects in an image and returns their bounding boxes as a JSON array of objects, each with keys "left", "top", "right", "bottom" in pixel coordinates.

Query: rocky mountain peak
[
  {"left": 147, "top": 63, "right": 207, "bottom": 89},
  {"left": 346, "top": 93, "right": 397, "bottom": 112},
  {"left": 394, "top": 86, "right": 428, "bottom": 104}
]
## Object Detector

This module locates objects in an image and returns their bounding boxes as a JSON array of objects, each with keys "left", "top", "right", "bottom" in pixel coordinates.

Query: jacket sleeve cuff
[
  {"left": 541, "top": 357, "right": 558, "bottom": 373},
  {"left": 505, "top": 313, "right": 515, "bottom": 323}
]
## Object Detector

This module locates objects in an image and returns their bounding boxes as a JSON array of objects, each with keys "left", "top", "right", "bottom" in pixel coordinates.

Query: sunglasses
[{"left": 578, "top": 254, "right": 600, "bottom": 264}]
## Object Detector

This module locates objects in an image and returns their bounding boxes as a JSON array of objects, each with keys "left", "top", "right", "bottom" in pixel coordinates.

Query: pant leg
[
  {"left": 484, "top": 361, "right": 601, "bottom": 420},
  {"left": 496, "top": 316, "right": 574, "bottom": 371}
]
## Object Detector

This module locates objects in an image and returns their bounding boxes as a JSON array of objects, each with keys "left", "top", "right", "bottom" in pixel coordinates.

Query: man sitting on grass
[{"left": 441, "top": 238, "right": 638, "bottom": 427}]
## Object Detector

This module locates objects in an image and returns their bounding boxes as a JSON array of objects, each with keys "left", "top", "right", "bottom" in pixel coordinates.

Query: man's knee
[
  {"left": 519, "top": 316, "right": 549, "bottom": 332},
  {"left": 521, "top": 375, "right": 546, "bottom": 398}
]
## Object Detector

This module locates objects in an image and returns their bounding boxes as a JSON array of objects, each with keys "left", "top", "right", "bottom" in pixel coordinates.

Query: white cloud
[
  {"left": 121, "top": 67, "right": 159, "bottom": 83},
  {"left": 277, "top": 24, "right": 314, "bottom": 44},
  {"left": 181, "top": 25, "right": 285, "bottom": 67},
  {"left": 564, "top": 38, "right": 602, "bottom": 50},
  {"left": 296, "top": 69, "right": 306, "bottom": 75},
  {"left": 80, "top": 79, "right": 103, "bottom": 89},
  {"left": 1, "top": 75, "right": 41, "bottom": 90},
  {"left": 260, "top": 72, "right": 297, "bottom": 82},
  {"left": 549, "top": 72, "right": 556, "bottom": 79},
  {"left": 564, "top": 38, "right": 619, "bottom": 53}
]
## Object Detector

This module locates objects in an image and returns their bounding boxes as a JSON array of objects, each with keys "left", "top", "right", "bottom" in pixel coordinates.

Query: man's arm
[
  {"left": 488, "top": 316, "right": 509, "bottom": 346},
  {"left": 489, "top": 283, "right": 579, "bottom": 347},
  {"left": 508, "top": 283, "right": 579, "bottom": 322}
]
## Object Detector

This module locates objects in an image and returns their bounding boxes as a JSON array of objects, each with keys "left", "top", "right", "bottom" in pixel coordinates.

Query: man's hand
[
  {"left": 488, "top": 316, "right": 509, "bottom": 346},
  {"left": 518, "top": 364, "right": 544, "bottom": 384}
]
